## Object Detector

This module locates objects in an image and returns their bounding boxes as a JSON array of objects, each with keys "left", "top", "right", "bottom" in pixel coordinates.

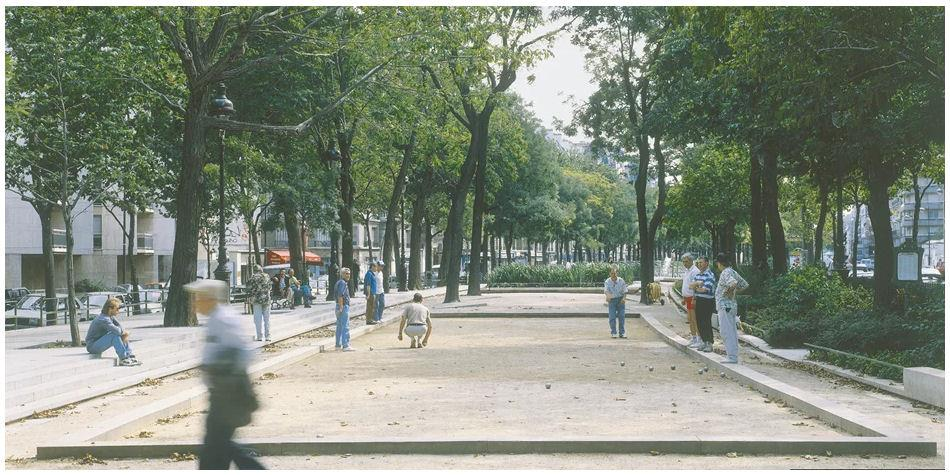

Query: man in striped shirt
[{"left": 689, "top": 256, "right": 717, "bottom": 352}]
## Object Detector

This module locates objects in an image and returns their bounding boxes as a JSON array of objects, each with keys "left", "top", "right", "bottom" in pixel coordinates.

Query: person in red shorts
[{"left": 680, "top": 253, "right": 701, "bottom": 348}]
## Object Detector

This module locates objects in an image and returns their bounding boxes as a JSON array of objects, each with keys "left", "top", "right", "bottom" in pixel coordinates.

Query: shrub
[
  {"left": 75, "top": 278, "right": 108, "bottom": 293},
  {"left": 487, "top": 262, "right": 641, "bottom": 286}
]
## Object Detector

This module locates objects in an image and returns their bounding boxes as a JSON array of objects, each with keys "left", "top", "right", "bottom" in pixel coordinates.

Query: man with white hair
[
  {"left": 603, "top": 264, "right": 628, "bottom": 339},
  {"left": 184, "top": 279, "right": 263, "bottom": 470},
  {"left": 680, "top": 253, "right": 701, "bottom": 348},
  {"left": 246, "top": 264, "right": 272, "bottom": 341}
]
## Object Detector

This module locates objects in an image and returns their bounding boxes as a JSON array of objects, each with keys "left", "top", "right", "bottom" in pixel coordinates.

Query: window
[{"left": 93, "top": 214, "right": 102, "bottom": 250}]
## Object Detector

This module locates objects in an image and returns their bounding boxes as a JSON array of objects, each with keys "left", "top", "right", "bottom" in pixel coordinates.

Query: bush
[
  {"left": 487, "top": 262, "right": 641, "bottom": 286},
  {"left": 75, "top": 278, "right": 108, "bottom": 293}
]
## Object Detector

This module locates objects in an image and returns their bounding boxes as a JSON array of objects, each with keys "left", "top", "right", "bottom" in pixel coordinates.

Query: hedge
[{"left": 486, "top": 262, "right": 641, "bottom": 287}]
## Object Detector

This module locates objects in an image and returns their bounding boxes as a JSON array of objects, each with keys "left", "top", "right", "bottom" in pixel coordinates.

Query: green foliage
[
  {"left": 487, "top": 262, "right": 641, "bottom": 287},
  {"left": 75, "top": 279, "right": 108, "bottom": 293}
]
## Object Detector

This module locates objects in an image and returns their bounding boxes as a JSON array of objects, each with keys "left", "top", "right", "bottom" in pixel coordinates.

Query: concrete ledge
[
  {"left": 485, "top": 287, "right": 640, "bottom": 294},
  {"left": 431, "top": 312, "right": 641, "bottom": 319},
  {"left": 640, "top": 313, "right": 900, "bottom": 439},
  {"left": 36, "top": 436, "right": 936, "bottom": 459},
  {"left": 904, "top": 367, "right": 945, "bottom": 408}
]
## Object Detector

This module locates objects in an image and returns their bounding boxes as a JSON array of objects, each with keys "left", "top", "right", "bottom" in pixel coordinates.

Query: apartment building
[{"left": 5, "top": 190, "right": 175, "bottom": 289}]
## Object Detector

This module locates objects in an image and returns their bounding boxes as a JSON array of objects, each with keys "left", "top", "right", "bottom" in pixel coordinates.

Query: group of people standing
[{"left": 680, "top": 253, "right": 749, "bottom": 364}]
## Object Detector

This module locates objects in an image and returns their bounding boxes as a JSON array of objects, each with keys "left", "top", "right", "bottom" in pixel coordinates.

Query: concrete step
[
  {"left": 5, "top": 334, "right": 204, "bottom": 389},
  {"left": 6, "top": 346, "right": 202, "bottom": 408}
]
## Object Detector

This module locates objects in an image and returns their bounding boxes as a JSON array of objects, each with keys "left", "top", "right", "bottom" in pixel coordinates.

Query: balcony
[
  {"left": 52, "top": 229, "right": 67, "bottom": 252},
  {"left": 137, "top": 233, "right": 154, "bottom": 253}
]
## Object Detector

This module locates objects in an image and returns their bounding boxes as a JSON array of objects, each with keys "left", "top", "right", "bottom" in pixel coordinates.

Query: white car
[
  {"left": 5, "top": 294, "right": 86, "bottom": 328},
  {"left": 921, "top": 267, "right": 943, "bottom": 283}
]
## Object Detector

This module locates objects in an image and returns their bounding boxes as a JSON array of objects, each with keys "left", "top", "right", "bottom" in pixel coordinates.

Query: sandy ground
[
  {"left": 5, "top": 292, "right": 945, "bottom": 470},
  {"left": 137, "top": 316, "right": 843, "bottom": 442}
]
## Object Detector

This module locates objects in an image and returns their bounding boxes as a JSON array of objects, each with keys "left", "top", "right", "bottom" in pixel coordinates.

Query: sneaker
[
  {"left": 342, "top": 347, "right": 356, "bottom": 352},
  {"left": 619, "top": 334, "right": 627, "bottom": 339},
  {"left": 264, "top": 337, "right": 271, "bottom": 342},
  {"left": 611, "top": 334, "right": 618, "bottom": 339},
  {"left": 119, "top": 358, "right": 139, "bottom": 367},
  {"left": 700, "top": 343, "right": 712, "bottom": 353},
  {"left": 687, "top": 338, "right": 701, "bottom": 349},
  {"left": 255, "top": 336, "right": 263, "bottom": 342},
  {"left": 723, "top": 359, "right": 739, "bottom": 364}
]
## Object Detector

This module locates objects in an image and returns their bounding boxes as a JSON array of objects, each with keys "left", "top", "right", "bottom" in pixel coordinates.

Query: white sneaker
[
  {"left": 342, "top": 347, "right": 356, "bottom": 352},
  {"left": 699, "top": 343, "right": 712, "bottom": 353},
  {"left": 119, "top": 358, "right": 140, "bottom": 367},
  {"left": 687, "top": 338, "right": 701, "bottom": 349}
]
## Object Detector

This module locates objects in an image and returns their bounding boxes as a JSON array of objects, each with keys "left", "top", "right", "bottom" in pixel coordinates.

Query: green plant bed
[{"left": 487, "top": 262, "right": 640, "bottom": 286}]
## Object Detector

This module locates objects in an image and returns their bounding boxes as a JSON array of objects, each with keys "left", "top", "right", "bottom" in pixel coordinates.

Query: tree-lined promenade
[{"left": 6, "top": 6, "right": 943, "bottom": 346}]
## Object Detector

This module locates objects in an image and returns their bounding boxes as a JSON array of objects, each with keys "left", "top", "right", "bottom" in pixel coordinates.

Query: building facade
[{"left": 5, "top": 190, "right": 175, "bottom": 290}]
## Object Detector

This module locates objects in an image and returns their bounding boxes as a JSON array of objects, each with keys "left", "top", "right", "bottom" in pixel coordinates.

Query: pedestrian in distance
[
  {"left": 246, "top": 264, "right": 272, "bottom": 342},
  {"left": 373, "top": 261, "right": 385, "bottom": 323},
  {"left": 335, "top": 268, "right": 355, "bottom": 351},
  {"left": 85, "top": 297, "right": 140, "bottom": 366},
  {"left": 715, "top": 253, "right": 749, "bottom": 364},
  {"left": 603, "top": 264, "right": 628, "bottom": 339},
  {"left": 680, "top": 253, "right": 702, "bottom": 348},
  {"left": 186, "top": 279, "right": 264, "bottom": 470},
  {"left": 300, "top": 277, "right": 313, "bottom": 308},
  {"left": 690, "top": 256, "right": 717, "bottom": 352},
  {"left": 398, "top": 293, "right": 432, "bottom": 349},
  {"left": 363, "top": 263, "right": 377, "bottom": 325},
  {"left": 272, "top": 269, "right": 287, "bottom": 301},
  {"left": 287, "top": 268, "right": 300, "bottom": 310}
]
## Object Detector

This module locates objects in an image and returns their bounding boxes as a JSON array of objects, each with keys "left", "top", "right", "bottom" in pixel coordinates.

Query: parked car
[
  {"left": 921, "top": 267, "right": 943, "bottom": 283},
  {"left": 5, "top": 287, "right": 30, "bottom": 310},
  {"left": 81, "top": 292, "right": 129, "bottom": 317},
  {"left": 114, "top": 284, "right": 164, "bottom": 309},
  {"left": 5, "top": 294, "right": 86, "bottom": 328}
]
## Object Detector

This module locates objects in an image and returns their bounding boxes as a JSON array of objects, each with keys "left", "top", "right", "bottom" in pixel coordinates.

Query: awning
[{"left": 265, "top": 249, "right": 323, "bottom": 266}]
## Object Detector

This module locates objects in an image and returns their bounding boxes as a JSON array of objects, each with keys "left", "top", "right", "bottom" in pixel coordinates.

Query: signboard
[{"left": 895, "top": 240, "right": 922, "bottom": 282}]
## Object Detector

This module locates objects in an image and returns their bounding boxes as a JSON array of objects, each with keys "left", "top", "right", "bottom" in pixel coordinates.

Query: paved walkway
[{"left": 4, "top": 286, "right": 450, "bottom": 422}]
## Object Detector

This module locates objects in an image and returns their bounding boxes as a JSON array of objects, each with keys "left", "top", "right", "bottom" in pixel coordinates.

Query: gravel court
[{"left": 135, "top": 312, "right": 848, "bottom": 442}]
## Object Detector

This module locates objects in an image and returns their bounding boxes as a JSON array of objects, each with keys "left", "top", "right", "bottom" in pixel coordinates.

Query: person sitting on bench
[{"left": 85, "top": 297, "right": 140, "bottom": 366}]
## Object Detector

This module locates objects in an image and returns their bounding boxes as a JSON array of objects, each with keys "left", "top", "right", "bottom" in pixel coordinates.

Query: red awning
[{"left": 265, "top": 249, "right": 323, "bottom": 266}]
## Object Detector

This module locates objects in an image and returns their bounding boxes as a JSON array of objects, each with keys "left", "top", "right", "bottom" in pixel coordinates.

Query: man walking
[
  {"left": 247, "top": 264, "right": 272, "bottom": 342},
  {"left": 680, "top": 254, "right": 701, "bottom": 348},
  {"left": 603, "top": 264, "right": 628, "bottom": 339},
  {"left": 363, "top": 263, "right": 377, "bottom": 325},
  {"left": 373, "top": 261, "right": 385, "bottom": 323},
  {"left": 186, "top": 279, "right": 264, "bottom": 470},
  {"left": 690, "top": 256, "right": 717, "bottom": 352},
  {"left": 335, "top": 268, "right": 355, "bottom": 351}
]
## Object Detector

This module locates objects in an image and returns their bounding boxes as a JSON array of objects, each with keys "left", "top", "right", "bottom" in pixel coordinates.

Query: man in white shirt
[
  {"left": 680, "top": 253, "right": 702, "bottom": 348},
  {"left": 373, "top": 261, "right": 385, "bottom": 323},
  {"left": 398, "top": 293, "right": 432, "bottom": 349},
  {"left": 603, "top": 265, "right": 628, "bottom": 338}
]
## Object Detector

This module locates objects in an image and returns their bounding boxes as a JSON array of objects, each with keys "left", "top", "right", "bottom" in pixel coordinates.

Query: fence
[{"left": 5, "top": 290, "right": 167, "bottom": 331}]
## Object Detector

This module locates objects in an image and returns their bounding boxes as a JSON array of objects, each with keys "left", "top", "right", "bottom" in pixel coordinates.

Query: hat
[{"left": 183, "top": 279, "right": 228, "bottom": 303}]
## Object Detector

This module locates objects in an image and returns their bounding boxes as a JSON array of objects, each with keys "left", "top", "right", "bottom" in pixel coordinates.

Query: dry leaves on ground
[
  {"left": 157, "top": 412, "right": 191, "bottom": 425},
  {"left": 260, "top": 372, "right": 279, "bottom": 380},
  {"left": 29, "top": 404, "right": 77, "bottom": 419},
  {"left": 75, "top": 454, "right": 105, "bottom": 465},
  {"left": 170, "top": 452, "right": 197, "bottom": 462},
  {"left": 125, "top": 431, "right": 154, "bottom": 439},
  {"left": 138, "top": 378, "right": 162, "bottom": 387}
]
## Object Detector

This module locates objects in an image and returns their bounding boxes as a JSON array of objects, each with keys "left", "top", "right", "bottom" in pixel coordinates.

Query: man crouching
[{"left": 398, "top": 293, "right": 432, "bottom": 349}]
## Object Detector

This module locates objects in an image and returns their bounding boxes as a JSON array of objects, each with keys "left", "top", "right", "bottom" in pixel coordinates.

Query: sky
[{"left": 510, "top": 26, "right": 596, "bottom": 141}]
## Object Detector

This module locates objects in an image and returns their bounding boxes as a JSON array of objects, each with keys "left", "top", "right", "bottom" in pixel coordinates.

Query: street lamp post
[{"left": 210, "top": 83, "right": 235, "bottom": 293}]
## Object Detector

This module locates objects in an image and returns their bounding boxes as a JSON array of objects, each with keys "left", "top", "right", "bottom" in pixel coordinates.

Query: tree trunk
[
  {"left": 866, "top": 168, "right": 898, "bottom": 308},
  {"left": 383, "top": 131, "right": 415, "bottom": 293},
  {"left": 852, "top": 201, "right": 861, "bottom": 278},
  {"left": 833, "top": 178, "right": 846, "bottom": 273},
  {"left": 63, "top": 212, "right": 80, "bottom": 346},
  {"left": 813, "top": 177, "right": 829, "bottom": 265},
  {"left": 444, "top": 113, "right": 490, "bottom": 303},
  {"left": 365, "top": 214, "right": 374, "bottom": 261},
  {"left": 127, "top": 209, "right": 143, "bottom": 314},
  {"left": 506, "top": 226, "right": 514, "bottom": 264},
  {"left": 34, "top": 203, "right": 56, "bottom": 328},
  {"left": 326, "top": 227, "right": 340, "bottom": 301},
  {"left": 467, "top": 127, "right": 490, "bottom": 296},
  {"left": 438, "top": 233, "right": 449, "bottom": 286},
  {"left": 338, "top": 142, "right": 358, "bottom": 297},
  {"left": 424, "top": 216, "right": 433, "bottom": 274},
  {"left": 490, "top": 233, "right": 497, "bottom": 268},
  {"left": 408, "top": 168, "right": 430, "bottom": 290},
  {"left": 761, "top": 141, "right": 787, "bottom": 274},
  {"left": 284, "top": 207, "right": 304, "bottom": 278},
  {"left": 749, "top": 147, "right": 768, "bottom": 272},
  {"left": 164, "top": 91, "right": 209, "bottom": 327}
]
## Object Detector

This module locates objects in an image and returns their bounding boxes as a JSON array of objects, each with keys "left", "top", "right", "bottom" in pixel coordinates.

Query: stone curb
[
  {"left": 36, "top": 436, "right": 936, "bottom": 459},
  {"left": 639, "top": 312, "right": 927, "bottom": 444},
  {"left": 430, "top": 312, "right": 641, "bottom": 319}
]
